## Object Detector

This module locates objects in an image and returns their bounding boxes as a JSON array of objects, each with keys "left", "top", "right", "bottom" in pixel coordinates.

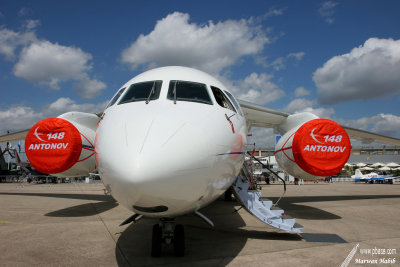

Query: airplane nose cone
[{"left": 96, "top": 104, "right": 214, "bottom": 215}]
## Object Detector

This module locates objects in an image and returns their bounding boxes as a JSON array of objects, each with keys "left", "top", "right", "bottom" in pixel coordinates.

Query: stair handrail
[{"left": 247, "top": 153, "right": 286, "bottom": 206}]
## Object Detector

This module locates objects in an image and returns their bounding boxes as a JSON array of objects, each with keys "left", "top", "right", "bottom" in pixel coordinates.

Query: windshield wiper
[
  {"left": 145, "top": 82, "right": 156, "bottom": 104},
  {"left": 173, "top": 81, "right": 177, "bottom": 104}
]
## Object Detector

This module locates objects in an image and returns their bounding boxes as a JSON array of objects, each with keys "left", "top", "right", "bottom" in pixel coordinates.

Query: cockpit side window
[
  {"left": 211, "top": 86, "right": 236, "bottom": 113},
  {"left": 224, "top": 90, "right": 243, "bottom": 116},
  {"left": 118, "top": 80, "right": 162, "bottom": 105},
  {"left": 167, "top": 80, "right": 213, "bottom": 105},
  {"left": 106, "top": 87, "right": 126, "bottom": 109}
]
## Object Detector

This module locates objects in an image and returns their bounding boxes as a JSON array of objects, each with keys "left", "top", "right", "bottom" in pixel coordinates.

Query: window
[
  {"left": 118, "top": 80, "right": 162, "bottom": 105},
  {"left": 224, "top": 90, "right": 243, "bottom": 116},
  {"left": 211, "top": 86, "right": 236, "bottom": 112},
  {"left": 167, "top": 80, "right": 212, "bottom": 105},
  {"left": 106, "top": 87, "right": 126, "bottom": 108}
]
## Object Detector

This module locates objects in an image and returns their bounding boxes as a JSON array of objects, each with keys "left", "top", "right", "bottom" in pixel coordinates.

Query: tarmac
[{"left": 0, "top": 181, "right": 399, "bottom": 267}]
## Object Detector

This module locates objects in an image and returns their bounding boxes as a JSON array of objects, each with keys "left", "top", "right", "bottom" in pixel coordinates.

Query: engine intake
[
  {"left": 25, "top": 113, "right": 98, "bottom": 176},
  {"left": 274, "top": 118, "right": 351, "bottom": 179}
]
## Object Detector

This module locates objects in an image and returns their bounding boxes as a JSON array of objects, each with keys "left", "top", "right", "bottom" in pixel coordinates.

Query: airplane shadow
[
  {"left": 115, "top": 194, "right": 400, "bottom": 265},
  {"left": 0, "top": 192, "right": 115, "bottom": 202},
  {"left": 45, "top": 201, "right": 118, "bottom": 217},
  {"left": 114, "top": 199, "right": 303, "bottom": 266},
  {"left": 268, "top": 194, "right": 400, "bottom": 220},
  {"left": 0, "top": 192, "right": 117, "bottom": 217}
]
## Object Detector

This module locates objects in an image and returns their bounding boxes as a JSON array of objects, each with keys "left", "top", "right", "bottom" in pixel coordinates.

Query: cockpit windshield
[
  {"left": 118, "top": 80, "right": 162, "bottom": 105},
  {"left": 167, "top": 80, "right": 213, "bottom": 105},
  {"left": 211, "top": 86, "right": 236, "bottom": 113},
  {"left": 106, "top": 87, "right": 125, "bottom": 109}
]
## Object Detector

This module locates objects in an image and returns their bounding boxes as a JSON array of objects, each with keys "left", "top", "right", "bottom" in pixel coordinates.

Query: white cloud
[
  {"left": 227, "top": 72, "right": 285, "bottom": 105},
  {"left": 265, "top": 51, "right": 305, "bottom": 71},
  {"left": 288, "top": 52, "right": 305, "bottom": 61},
  {"left": 13, "top": 40, "right": 106, "bottom": 98},
  {"left": 0, "top": 98, "right": 107, "bottom": 134},
  {"left": 0, "top": 28, "right": 37, "bottom": 60},
  {"left": 294, "top": 86, "right": 310, "bottom": 97},
  {"left": 18, "top": 7, "right": 31, "bottom": 17},
  {"left": 284, "top": 98, "right": 335, "bottom": 118},
  {"left": 0, "top": 22, "right": 106, "bottom": 98},
  {"left": 74, "top": 76, "right": 107, "bottom": 98},
  {"left": 25, "top": 19, "right": 41, "bottom": 31},
  {"left": 248, "top": 128, "right": 276, "bottom": 148},
  {"left": 314, "top": 38, "right": 400, "bottom": 105},
  {"left": 284, "top": 98, "right": 313, "bottom": 113},
  {"left": 14, "top": 41, "right": 91, "bottom": 88},
  {"left": 318, "top": 1, "right": 338, "bottom": 24},
  {"left": 263, "top": 7, "right": 287, "bottom": 19},
  {"left": 250, "top": 7, "right": 287, "bottom": 24},
  {"left": 339, "top": 113, "right": 400, "bottom": 138},
  {"left": 121, "top": 12, "right": 269, "bottom": 74},
  {"left": 270, "top": 57, "right": 285, "bottom": 70}
]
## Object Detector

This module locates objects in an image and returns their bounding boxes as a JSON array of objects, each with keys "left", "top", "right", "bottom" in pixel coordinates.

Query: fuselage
[{"left": 96, "top": 66, "right": 247, "bottom": 217}]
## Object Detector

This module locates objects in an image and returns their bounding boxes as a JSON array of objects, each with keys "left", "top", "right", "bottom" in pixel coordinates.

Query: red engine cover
[
  {"left": 292, "top": 119, "right": 351, "bottom": 177},
  {"left": 25, "top": 118, "right": 82, "bottom": 174}
]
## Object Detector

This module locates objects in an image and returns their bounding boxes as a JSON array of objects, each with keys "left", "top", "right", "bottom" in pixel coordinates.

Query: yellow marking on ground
[{"left": 0, "top": 220, "right": 11, "bottom": 224}]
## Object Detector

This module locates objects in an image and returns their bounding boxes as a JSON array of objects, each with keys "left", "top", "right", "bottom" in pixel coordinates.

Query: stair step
[
  {"left": 270, "top": 206, "right": 284, "bottom": 216},
  {"left": 293, "top": 223, "right": 304, "bottom": 229},
  {"left": 261, "top": 199, "right": 273, "bottom": 209},
  {"left": 281, "top": 215, "right": 296, "bottom": 227},
  {"left": 232, "top": 174, "right": 303, "bottom": 234}
]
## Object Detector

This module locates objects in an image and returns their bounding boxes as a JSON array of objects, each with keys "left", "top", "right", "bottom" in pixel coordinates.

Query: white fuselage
[{"left": 96, "top": 67, "right": 247, "bottom": 217}]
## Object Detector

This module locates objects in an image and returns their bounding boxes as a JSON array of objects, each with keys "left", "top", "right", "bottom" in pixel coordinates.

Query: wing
[
  {"left": 0, "top": 129, "right": 29, "bottom": 143},
  {"left": 238, "top": 100, "right": 289, "bottom": 128},
  {"left": 238, "top": 100, "right": 400, "bottom": 146},
  {"left": 342, "top": 126, "right": 400, "bottom": 146}
]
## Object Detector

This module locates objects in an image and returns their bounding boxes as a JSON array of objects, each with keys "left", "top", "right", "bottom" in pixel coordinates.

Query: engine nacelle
[
  {"left": 275, "top": 118, "right": 351, "bottom": 180},
  {"left": 25, "top": 112, "right": 99, "bottom": 177}
]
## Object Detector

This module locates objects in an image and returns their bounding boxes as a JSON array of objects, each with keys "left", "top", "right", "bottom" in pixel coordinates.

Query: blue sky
[{"left": 1, "top": 0, "right": 400, "bottom": 147}]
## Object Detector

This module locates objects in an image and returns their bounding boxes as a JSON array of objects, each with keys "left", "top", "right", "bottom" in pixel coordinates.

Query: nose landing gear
[{"left": 151, "top": 219, "right": 185, "bottom": 257}]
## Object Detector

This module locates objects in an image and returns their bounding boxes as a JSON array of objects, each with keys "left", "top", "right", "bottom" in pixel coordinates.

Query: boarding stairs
[{"left": 232, "top": 160, "right": 303, "bottom": 234}]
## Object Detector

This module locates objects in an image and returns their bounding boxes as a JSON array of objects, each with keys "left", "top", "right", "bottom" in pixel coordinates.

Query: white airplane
[
  {"left": 352, "top": 169, "right": 399, "bottom": 183},
  {"left": 1, "top": 66, "right": 400, "bottom": 257}
]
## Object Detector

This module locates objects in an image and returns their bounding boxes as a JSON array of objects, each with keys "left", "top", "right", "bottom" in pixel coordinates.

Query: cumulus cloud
[
  {"left": 284, "top": 98, "right": 335, "bottom": 118},
  {"left": 222, "top": 72, "right": 284, "bottom": 105},
  {"left": 13, "top": 40, "right": 106, "bottom": 97},
  {"left": 121, "top": 12, "right": 269, "bottom": 74},
  {"left": 314, "top": 38, "right": 400, "bottom": 105},
  {"left": 74, "top": 76, "right": 107, "bottom": 98},
  {"left": 14, "top": 41, "right": 92, "bottom": 88},
  {"left": 0, "top": 23, "right": 106, "bottom": 98},
  {"left": 318, "top": 1, "right": 338, "bottom": 24},
  {"left": 249, "top": 128, "right": 276, "bottom": 148},
  {"left": 0, "top": 28, "right": 37, "bottom": 60},
  {"left": 339, "top": 113, "right": 400, "bottom": 138},
  {"left": 0, "top": 98, "right": 107, "bottom": 134}
]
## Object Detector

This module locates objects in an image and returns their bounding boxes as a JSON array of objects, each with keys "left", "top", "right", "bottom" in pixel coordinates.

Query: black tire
[
  {"left": 151, "top": 224, "right": 162, "bottom": 257},
  {"left": 173, "top": 224, "right": 185, "bottom": 257}
]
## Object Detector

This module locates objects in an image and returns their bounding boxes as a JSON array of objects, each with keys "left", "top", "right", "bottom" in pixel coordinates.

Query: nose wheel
[{"left": 151, "top": 219, "right": 185, "bottom": 257}]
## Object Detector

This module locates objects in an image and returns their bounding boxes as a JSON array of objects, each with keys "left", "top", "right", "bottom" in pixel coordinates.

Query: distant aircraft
[
  {"left": 1, "top": 66, "right": 400, "bottom": 257},
  {"left": 352, "top": 169, "right": 399, "bottom": 183}
]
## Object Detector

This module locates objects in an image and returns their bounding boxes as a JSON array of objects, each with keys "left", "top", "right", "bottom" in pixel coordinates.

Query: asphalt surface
[{"left": 0, "top": 181, "right": 399, "bottom": 266}]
